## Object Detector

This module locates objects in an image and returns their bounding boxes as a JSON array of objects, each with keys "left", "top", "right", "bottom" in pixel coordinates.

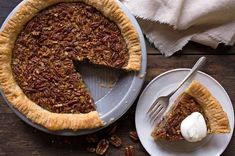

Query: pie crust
[{"left": 0, "top": 0, "right": 141, "bottom": 130}]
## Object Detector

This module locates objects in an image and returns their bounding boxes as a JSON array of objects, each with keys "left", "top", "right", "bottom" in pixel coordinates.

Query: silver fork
[{"left": 147, "top": 56, "right": 207, "bottom": 123}]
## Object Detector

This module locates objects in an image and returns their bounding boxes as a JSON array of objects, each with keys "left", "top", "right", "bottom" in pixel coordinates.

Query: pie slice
[
  {"left": 151, "top": 81, "right": 230, "bottom": 141},
  {"left": 0, "top": 0, "right": 141, "bottom": 131}
]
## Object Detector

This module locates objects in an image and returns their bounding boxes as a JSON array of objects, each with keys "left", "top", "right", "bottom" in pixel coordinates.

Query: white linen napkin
[{"left": 122, "top": 0, "right": 235, "bottom": 56}]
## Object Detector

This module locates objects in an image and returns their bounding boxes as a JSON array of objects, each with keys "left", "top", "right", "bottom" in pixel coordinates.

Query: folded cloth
[{"left": 122, "top": 0, "right": 235, "bottom": 56}]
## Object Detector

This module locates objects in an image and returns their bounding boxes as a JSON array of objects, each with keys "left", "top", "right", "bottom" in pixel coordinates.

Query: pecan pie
[
  {"left": 0, "top": 0, "right": 141, "bottom": 130},
  {"left": 151, "top": 81, "right": 230, "bottom": 141}
]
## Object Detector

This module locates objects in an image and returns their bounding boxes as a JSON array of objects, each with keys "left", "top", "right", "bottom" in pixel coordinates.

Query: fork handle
[{"left": 168, "top": 56, "right": 207, "bottom": 97}]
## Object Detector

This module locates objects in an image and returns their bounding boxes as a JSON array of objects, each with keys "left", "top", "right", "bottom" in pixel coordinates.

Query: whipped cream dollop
[{"left": 180, "top": 112, "right": 207, "bottom": 142}]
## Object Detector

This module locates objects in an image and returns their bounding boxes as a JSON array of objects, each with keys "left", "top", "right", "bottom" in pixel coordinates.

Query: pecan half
[
  {"left": 109, "top": 135, "right": 122, "bottom": 147},
  {"left": 125, "top": 145, "right": 134, "bottom": 156},
  {"left": 129, "top": 131, "right": 139, "bottom": 142},
  {"left": 96, "top": 139, "right": 109, "bottom": 155}
]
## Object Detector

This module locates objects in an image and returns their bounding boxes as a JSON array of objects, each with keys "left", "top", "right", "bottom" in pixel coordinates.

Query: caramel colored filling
[{"left": 151, "top": 93, "right": 208, "bottom": 141}]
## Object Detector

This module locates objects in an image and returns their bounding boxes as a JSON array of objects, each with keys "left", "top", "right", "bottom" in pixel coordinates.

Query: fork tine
[
  {"left": 152, "top": 107, "right": 164, "bottom": 123},
  {"left": 150, "top": 104, "right": 163, "bottom": 120},
  {"left": 147, "top": 98, "right": 160, "bottom": 114},
  {"left": 148, "top": 101, "right": 161, "bottom": 116},
  {"left": 150, "top": 107, "right": 164, "bottom": 123},
  {"left": 150, "top": 105, "right": 163, "bottom": 123}
]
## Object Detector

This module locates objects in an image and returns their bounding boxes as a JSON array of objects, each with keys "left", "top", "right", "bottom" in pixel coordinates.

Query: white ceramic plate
[{"left": 135, "top": 68, "right": 234, "bottom": 156}]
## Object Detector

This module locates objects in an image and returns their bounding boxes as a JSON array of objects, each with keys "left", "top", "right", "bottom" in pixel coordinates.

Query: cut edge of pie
[
  {"left": 151, "top": 81, "right": 230, "bottom": 141},
  {"left": 0, "top": 0, "right": 141, "bottom": 130}
]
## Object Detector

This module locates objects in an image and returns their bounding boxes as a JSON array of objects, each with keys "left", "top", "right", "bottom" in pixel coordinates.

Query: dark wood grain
[{"left": 0, "top": 1, "right": 235, "bottom": 156}]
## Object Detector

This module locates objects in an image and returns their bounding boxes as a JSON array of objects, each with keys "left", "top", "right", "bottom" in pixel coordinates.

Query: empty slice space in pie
[{"left": 0, "top": 0, "right": 141, "bottom": 131}]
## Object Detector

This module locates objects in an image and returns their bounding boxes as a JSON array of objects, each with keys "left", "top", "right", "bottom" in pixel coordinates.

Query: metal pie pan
[{"left": 0, "top": 0, "right": 147, "bottom": 135}]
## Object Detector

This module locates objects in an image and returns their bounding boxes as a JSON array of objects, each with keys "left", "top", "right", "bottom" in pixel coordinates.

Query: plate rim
[
  {"left": 135, "top": 68, "right": 234, "bottom": 156},
  {"left": 0, "top": 0, "right": 147, "bottom": 136}
]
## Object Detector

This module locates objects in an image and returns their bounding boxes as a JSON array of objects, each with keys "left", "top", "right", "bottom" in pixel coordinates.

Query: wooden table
[{"left": 0, "top": 1, "right": 234, "bottom": 155}]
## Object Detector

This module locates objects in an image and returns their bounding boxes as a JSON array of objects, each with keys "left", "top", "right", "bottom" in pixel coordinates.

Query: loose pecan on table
[
  {"left": 129, "top": 131, "right": 139, "bottom": 142},
  {"left": 109, "top": 135, "right": 122, "bottom": 147},
  {"left": 125, "top": 145, "right": 135, "bottom": 156},
  {"left": 96, "top": 139, "right": 109, "bottom": 155}
]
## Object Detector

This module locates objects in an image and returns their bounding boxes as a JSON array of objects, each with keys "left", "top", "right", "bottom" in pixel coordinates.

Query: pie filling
[
  {"left": 151, "top": 93, "right": 208, "bottom": 141},
  {"left": 12, "top": 2, "right": 129, "bottom": 114}
]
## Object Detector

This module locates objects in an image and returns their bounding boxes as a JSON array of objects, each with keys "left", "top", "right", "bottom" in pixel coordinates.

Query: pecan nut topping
[
  {"left": 96, "top": 139, "right": 109, "bottom": 155},
  {"left": 12, "top": 2, "right": 129, "bottom": 114},
  {"left": 152, "top": 93, "right": 207, "bottom": 141}
]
